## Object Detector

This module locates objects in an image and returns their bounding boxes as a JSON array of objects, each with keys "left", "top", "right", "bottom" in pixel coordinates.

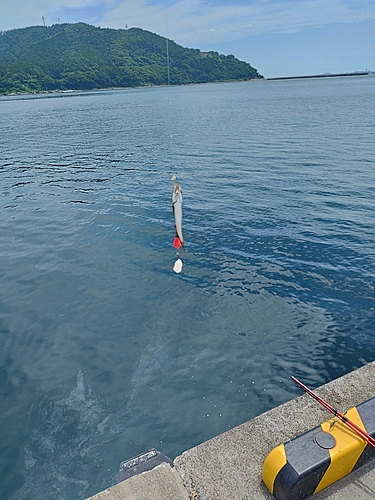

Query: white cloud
[
  {"left": 0, "top": 0, "right": 98, "bottom": 30},
  {"left": 100, "top": 0, "right": 375, "bottom": 46},
  {"left": 1, "top": 0, "right": 375, "bottom": 46}
]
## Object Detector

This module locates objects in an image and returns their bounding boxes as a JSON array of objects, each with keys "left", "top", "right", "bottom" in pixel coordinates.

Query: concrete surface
[
  {"left": 88, "top": 361, "right": 375, "bottom": 500},
  {"left": 86, "top": 463, "right": 189, "bottom": 500},
  {"left": 316, "top": 459, "right": 375, "bottom": 499}
]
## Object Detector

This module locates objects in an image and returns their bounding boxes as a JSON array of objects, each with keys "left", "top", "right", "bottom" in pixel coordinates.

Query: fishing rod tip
[{"left": 290, "top": 375, "right": 302, "bottom": 386}]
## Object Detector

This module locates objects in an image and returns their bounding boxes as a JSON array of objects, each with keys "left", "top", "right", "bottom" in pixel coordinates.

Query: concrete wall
[{"left": 87, "top": 361, "right": 375, "bottom": 500}]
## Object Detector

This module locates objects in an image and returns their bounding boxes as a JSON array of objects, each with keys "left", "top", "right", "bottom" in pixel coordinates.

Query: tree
[{"left": 0, "top": 23, "right": 263, "bottom": 94}]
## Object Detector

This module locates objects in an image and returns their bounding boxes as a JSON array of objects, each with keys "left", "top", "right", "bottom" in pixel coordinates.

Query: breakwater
[{"left": 267, "top": 71, "right": 369, "bottom": 80}]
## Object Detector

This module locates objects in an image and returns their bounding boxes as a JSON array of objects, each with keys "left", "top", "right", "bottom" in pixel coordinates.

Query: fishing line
[{"left": 164, "top": 27, "right": 183, "bottom": 273}]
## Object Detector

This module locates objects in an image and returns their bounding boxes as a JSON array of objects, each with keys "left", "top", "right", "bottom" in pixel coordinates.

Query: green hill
[{"left": 0, "top": 23, "right": 263, "bottom": 94}]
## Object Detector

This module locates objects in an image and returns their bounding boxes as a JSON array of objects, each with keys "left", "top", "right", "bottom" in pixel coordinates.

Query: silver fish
[{"left": 172, "top": 182, "right": 184, "bottom": 247}]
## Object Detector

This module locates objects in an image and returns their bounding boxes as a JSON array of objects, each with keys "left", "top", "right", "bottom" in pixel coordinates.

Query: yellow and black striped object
[{"left": 263, "top": 397, "right": 375, "bottom": 500}]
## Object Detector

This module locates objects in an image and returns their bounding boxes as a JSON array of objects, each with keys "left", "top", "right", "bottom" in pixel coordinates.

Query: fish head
[{"left": 172, "top": 182, "right": 182, "bottom": 203}]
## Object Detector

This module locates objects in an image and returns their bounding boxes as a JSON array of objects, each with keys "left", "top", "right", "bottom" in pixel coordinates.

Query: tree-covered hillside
[{"left": 0, "top": 23, "right": 263, "bottom": 94}]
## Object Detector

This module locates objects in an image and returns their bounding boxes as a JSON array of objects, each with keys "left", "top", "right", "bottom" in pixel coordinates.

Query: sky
[{"left": 1, "top": 0, "right": 374, "bottom": 78}]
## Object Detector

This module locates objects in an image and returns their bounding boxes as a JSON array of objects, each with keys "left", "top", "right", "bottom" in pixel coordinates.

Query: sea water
[{"left": 1, "top": 76, "right": 375, "bottom": 498}]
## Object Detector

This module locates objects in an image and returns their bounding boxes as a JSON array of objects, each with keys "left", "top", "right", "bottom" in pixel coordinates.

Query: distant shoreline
[{"left": 267, "top": 71, "right": 369, "bottom": 81}]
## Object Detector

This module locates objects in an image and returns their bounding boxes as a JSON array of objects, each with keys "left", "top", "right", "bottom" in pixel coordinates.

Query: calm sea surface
[{"left": 1, "top": 77, "right": 375, "bottom": 498}]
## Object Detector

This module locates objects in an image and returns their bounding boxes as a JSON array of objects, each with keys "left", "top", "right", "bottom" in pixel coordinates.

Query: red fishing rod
[{"left": 291, "top": 376, "right": 375, "bottom": 449}]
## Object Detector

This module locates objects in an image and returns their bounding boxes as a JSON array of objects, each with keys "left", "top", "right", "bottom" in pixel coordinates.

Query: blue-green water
[{"left": 1, "top": 77, "right": 375, "bottom": 499}]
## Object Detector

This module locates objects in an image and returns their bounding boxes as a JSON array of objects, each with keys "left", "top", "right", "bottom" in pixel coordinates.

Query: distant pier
[{"left": 267, "top": 71, "right": 369, "bottom": 81}]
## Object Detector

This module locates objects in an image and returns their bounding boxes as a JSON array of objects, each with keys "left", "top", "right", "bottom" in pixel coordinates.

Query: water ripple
[{"left": 1, "top": 77, "right": 375, "bottom": 498}]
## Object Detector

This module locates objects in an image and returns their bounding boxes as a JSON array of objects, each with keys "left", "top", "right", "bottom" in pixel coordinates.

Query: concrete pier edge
[{"left": 87, "top": 361, "right": 375, "bottom": 499}]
